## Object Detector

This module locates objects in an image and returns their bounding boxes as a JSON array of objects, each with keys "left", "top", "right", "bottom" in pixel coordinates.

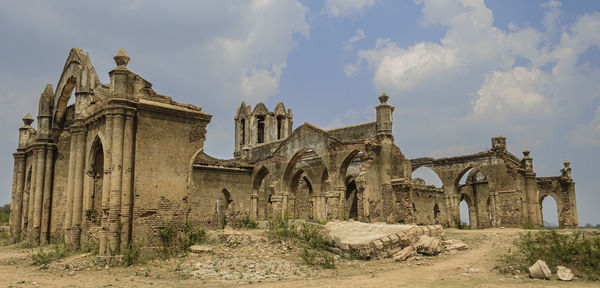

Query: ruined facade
[{"left": 9, "top": 48, "right": 578, "bottom": 254}]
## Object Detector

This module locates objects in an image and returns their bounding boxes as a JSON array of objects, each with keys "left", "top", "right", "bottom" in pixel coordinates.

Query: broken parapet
[{"left": 324, "top": 220, "right": 443, "bottom": 260}]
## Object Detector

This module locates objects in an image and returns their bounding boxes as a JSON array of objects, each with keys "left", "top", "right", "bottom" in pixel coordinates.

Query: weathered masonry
[{"left": 9, "top": 48, "right": 578, "bottom": 254}]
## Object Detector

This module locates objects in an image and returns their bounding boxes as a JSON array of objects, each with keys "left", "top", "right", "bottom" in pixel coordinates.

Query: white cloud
[
  {"left": 343, "top": 28, "right": 365, "bottom": 51},
  {"left": 570, "top": 106, "right": 600, "bottom": 147},
  {"left": 241, "top": 64, "right": 285, "bottom": 102},
  {"left": 325, "top": 0, "right": 377, "bottom": 17},
  {"left": 349, "top": 0, "right": 600, "bottom": 152}
]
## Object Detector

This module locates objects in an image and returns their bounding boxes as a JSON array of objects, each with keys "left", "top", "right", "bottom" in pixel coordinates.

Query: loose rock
[
  {"left": 414, "top": 235, "right": 441, "bottom": 256},
  {"left": 393, "top": 246, "right": 413, "bottom": 262},
  {"left": 556, "top": 266, "right": 574, "bottom": 281},
  {"left": 528, "top": 260, "right": 551, "bottom": 280}
]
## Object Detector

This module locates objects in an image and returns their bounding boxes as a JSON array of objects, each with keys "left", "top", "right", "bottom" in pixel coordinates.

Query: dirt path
[{"left": 0, "top": 228, "right": 594, "bottom": 287}]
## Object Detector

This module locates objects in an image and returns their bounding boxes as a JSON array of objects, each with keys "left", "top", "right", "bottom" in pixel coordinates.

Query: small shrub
[
  {"left": 267, "top": 214, "right": 298, "bottom": 239},
  {"left": 30, "top": 243, "right": 69, "bottom": 266},
  {"left": 123, "top": 243, "right": 141, "bottom": 266},
  {"left": 0, "top": 204, "right": 9, "bottom": 225},
  {"left": 180, "top": 223, "right": 206, "bottom": 249},
  {"left": 158, "top": 223, "right": 177, "bottom": 257},
  {"left": 495, "top": 230, "right": 600, "bottom": 281},
  {"left": 0, "top": 231, "right": 10, "bottom": 246},
  {"left": 453, "top": 214, "right": 469, "bottom": 230},
  {"left": 236, "top": 216, "right": 258, "bottom": 229}
]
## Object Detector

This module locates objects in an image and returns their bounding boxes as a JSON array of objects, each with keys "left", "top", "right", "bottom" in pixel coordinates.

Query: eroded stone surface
[
  {"left": 529, "top": 260, "right": 551, "bottom": 280},
  {"left": 557, "top": 265, "right": 574, "bottom": 281}
]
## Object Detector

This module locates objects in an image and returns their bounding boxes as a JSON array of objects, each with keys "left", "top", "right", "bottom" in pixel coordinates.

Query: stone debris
[
  {"left": 392, "top": 246, "right": 414, "bottom": 262},
  {"left": 442, "top": 239, "right": 468, "bottom": 251},
  {"left": 528, "top": 259, "right": 551, "bottom": 280},
  {"left": 325, "top": 220, "right": 443, "bottom": 259},
  {"left": 189, "top": 245, "right": 214, "bottom": 254},
  {"left": 414, "top": 235, "right": 441, "bottom": 256},
  {"left": 556, "top": 266, "right": 574, "bottom": 281}
]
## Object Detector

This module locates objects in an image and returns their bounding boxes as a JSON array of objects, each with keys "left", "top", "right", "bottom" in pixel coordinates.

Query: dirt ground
[{"left": 0, "top": 228, "right": 595, "bottom": 288}]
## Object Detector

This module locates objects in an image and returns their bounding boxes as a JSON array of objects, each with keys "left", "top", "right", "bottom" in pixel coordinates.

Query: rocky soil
[{"left": 0, "top": 227, "right": 596, "bottom": 287}]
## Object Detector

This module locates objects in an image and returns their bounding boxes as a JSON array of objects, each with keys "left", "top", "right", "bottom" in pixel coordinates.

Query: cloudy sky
[{"left": 0, "top": 0, "right": 598, "bottom": 225}]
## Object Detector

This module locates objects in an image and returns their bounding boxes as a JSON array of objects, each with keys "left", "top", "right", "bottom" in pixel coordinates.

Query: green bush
[
  {"left": 0, "top": 204, "right": 9, "bottom": 225},
  {"left": 235, "top": 216, "right": 258, "bottom": 229},
  {"left": 180, "top": 222, "right": 206, "bottom": 249},
  {"left": 495, "top": 230, "right": 600, "bottom": 281},
  {"left": 267, "top": 215, "right": 336, "bottom": 269},
  {"left": 30, "top": 243, "right": 69, "bottom": 266},
  {"left": 123, "top": 243, "right": 141, "bottom": 266}
]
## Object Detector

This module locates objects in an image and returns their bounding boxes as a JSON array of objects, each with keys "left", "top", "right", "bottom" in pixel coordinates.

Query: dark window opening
[
  {"left": 257, "top": 115, "right": 265, "bottom": 143},
  {"left": 240, "top": 118, "right": 246, "bottom": 147},
  {"left": 277, "top": 116, "right": 283, "bottom": 140}
]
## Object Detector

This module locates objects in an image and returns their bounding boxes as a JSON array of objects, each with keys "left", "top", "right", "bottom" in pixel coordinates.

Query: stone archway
[
  {"left": 87, "top": 137, "right": 104, "bottom": 226},
  {"left": 539, "top": 194, "right": 560, "bottom": 228},
  {"left": 344, "top": 176, "right": 358, "bottom": 219},
  {"left": 252, "top": 166, "right": 270, "bottom": 220}
]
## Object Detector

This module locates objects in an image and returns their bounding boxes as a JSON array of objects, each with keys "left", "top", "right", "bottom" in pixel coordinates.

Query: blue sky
[{"left": 0, "top": 0, "right": 599, "bottom": 225}]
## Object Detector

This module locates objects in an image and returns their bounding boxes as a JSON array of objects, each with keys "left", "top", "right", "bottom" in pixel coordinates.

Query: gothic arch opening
[
  {"left": 345, "top": 176, "right": 358, "bottom": 219},
  {"left": 252, "top": 166, "right": 270, "bottom": 220},
  {"left": 217, "top": 188, "right": 232, "bottom": 228},
  {"left": 457, "top": 167, "right": 488, "bottom": 229},
  {"left": 55, "top": 76, "right": 77, "bottom": 126},
  {"left": 433, "top": 203, "right": 441, "bottom": 225},
  {"left": 290, "top": 170, "right": 313, "bottom": 219},
  {"left": 459, "top": 194, "right": 474, "bottom": 229},
  {"left": 540, "top": 194, "right": 559, "bottom": 228},
  {"left": 412, "top": 166, "right": 443, "bottom": 188},
  {"left": 87, "top": 137, "right": 104, "bottom": 226}
]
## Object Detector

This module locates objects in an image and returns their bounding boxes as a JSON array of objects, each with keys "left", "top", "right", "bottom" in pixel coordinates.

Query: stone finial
[
  {"left": 22, "top": 113, "right": 34, "bottom": 126},
  {"left": 522, "top": 147, "right": 530, "bottom": 157},
  {"left": 379, "top": 92, "right": 389, "bottom": 104},
  {"left": 561, "top": 159, "right": 572, "bottom": 179},
  {"left": 114, "top": 48, "right": 130, "bottom": 68},
  {"left": 564, "top": 158, "right": 570, "bottom": 167}
]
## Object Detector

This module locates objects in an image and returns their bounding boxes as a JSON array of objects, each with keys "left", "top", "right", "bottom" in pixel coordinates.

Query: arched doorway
[
  {"left": 345, "top": 176, "right": 358, "bottom": 219},
  {"left": 459, "top": 194, "right": 474, "bottom": 229},
  {"left": 88, "top": 138, "right": 104, "bottom": 226},
  {"left": 252, "top": 167, "right": 270, "bottom": 220},
  {"left": 291, "top": 170, "right": 313, "bottom": 219},
  {"left": 540, "top": 195, "right": 559, "bottom": 228},
  {"left": 217, "top": 189, "right": 232, "bottom": 228},
  {"left": 433, "top": 203, "right": 441, "bottom": 225}
]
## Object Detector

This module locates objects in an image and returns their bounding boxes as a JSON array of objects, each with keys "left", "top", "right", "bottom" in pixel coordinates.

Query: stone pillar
[
  {"left": 250, "top": 194, "right": 258, "bottom": 220},
  {"left": 32, "top": 146, "right": 47, "bottom": 244},
  {"left": 335, "top": 185, "right": 345, "bottom": 219},
  {"left": 10, "top": 153, "right": 26, "bottom": 239},
  {"left": 288, "top": 195, "right": 296, "bottom": 218},
  {"left": 27, "top": 150, "right": 38, "bottom": 239},
  {"left": 99, "top": 114, "right": 113, "bottom": 256},
  {"left": 64, "top": 131, "right": 78, "bottom": 244},
  {"left": 9, "top": 155, "right": 18, "bottom": 236},
  {"left": 270, "top": 195, "right": 283, "bottom": 217},
  {"left": 40, "top": 146, "right": 54, "bottom": 244},
  {"left": 325, "top": 192, "right": 339, "bottom": 220},
  {"left": 71, "top": 128, "right": 87, "bottom": 248},
  {"left": 120, "top": 112, "right": 135, "bottom": 252},
  {"left": 109, "top": 113, "right": 124, "bottom": 253}
]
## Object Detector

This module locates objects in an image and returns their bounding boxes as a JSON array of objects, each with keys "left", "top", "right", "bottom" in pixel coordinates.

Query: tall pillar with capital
[
  {"left": 32, "top": 145, "right": 46, "bottom": 244},
  {"left": 109, "top": 112, "right": 124, "bottom": 253},
  {"left": 71, "top": 126, "right": 87, "bottom": 248},
  {"left": 120, "top": 111, "right": 135, "bottom": 252},
  {"left": 64, "top": 129, "right": 78, "bottom": 244},
  {"left": 40, "top": 145, "right": 55, "bottom": 244},
  {"left": 99, "top": 114, "right": 113, "bottom": 256},
  {"left": 10, "top": 153, "right": 26, "bottom": 240}
]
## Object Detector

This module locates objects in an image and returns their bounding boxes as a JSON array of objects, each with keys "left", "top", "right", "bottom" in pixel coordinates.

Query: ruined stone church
[{"left": 9, "top": 48, "right": 578, "bottom": 254}]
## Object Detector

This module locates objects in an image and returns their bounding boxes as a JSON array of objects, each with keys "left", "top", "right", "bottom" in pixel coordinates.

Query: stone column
[
  {"left": 99, "top": 114, "right": 113, "bottom": 256},
  {"left": 109, "top": 113, "right": 124, "bottom": 253},
  {"left": 270, "top": 195, "right": 283, "bottom": 217},
  {"left": 64, "top": 131, "right": 78, "bottom": 244},
  {"left": 71, "top": 128, "right": 87, "bottom": 248},
  {"left": 32, "top": 146, "right": 46, "bottom": 244},
  {"left": 10, "top": 153, "right": 26, "bottom": 239},
  {"left": 9, "top": 155, "right": 18, "bottom": 236},
  {"left": 120, "top": 112, "right": 134, "bottom": 252},
  {"left": 27, "top": 150, "right": 38, "bottom": 239},
  {"left": 335, "top": 185, "right": 345, "bottom": 219},
  {"left": 250, "top": 194, "right": 258, "bottom": 220},
  {"left": 325, "top": 191, "right": 340, "bottom": 219},
  {"left": 40, "top": 146, "right": 54, "bottom": 244}
]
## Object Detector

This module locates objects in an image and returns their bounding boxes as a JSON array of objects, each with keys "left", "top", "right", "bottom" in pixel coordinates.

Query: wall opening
[
  {"left": 433, "top": 203, "right": 440, "bottom": 224},
  {"left": 277, "top": 116, "right": 283, "bottom": 140},
  {"left": 412, "top": 167, "right": 443, "bottom": 188},
  {"left": 540, "top": 195, "right": 559, "bottom": 228},
  {"left": 240, "top": 118, "right": 245, "bottom": 147},
  {"left": 459, "top": 196, "right": 471, "bottom": 228},
  {"left": 345, "top": 176, "right": 358, "bottom": 219},
  {"left": 90, "top": 140, "right": 104, "bottom": 226},
  {"left": 257, "top": 115, "right": 265, "bottom": 143}
]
